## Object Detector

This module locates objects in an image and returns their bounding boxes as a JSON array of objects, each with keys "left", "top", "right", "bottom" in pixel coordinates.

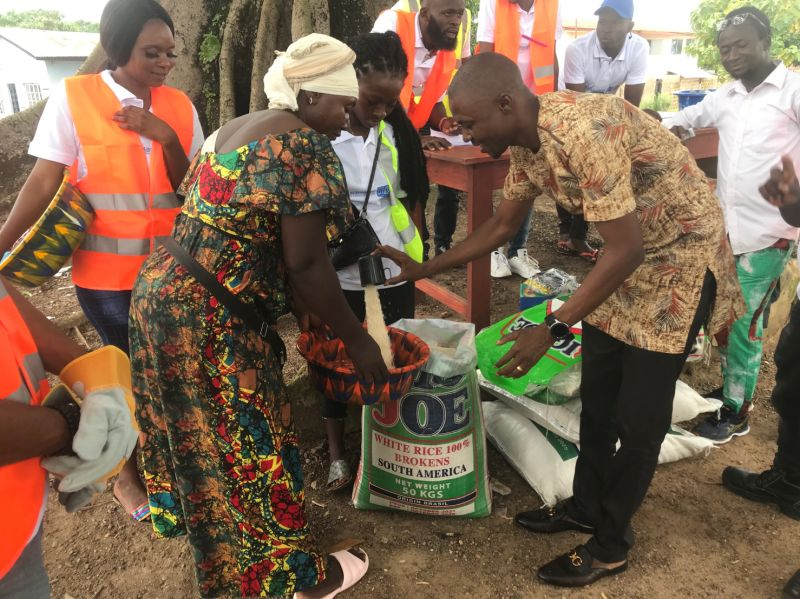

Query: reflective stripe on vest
[
  {"left": 377, "top": 121, "right": 423, "bottom": 263},
  {"left": 394, "top": 10, "right": 458, "bottom": 129},
  {"left": 494, "top": 0, "right": 558, "bottom": 94},
  {"left": 0, "top": 278, "right": 49, "bottom": 579},
  {"left": 64, "top": 74, "right": 194, "bottom": 291}
]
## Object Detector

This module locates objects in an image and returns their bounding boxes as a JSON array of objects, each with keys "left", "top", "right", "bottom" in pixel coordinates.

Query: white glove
[{"left": 42, "top": 386, "right": 138, "bottom": 492}]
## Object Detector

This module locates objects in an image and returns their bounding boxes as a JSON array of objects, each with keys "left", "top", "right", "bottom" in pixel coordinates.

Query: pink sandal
[{"left": 294, "top": 548, "right": 369, "bottom": 599}]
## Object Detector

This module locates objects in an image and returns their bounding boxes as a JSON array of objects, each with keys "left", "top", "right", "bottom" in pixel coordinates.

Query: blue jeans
[
  {"left": 74, "top": 286, "right": 132, "bottom": 355},
  {"left": 508, "top": 207, "right": 533, "bottom": 255}
]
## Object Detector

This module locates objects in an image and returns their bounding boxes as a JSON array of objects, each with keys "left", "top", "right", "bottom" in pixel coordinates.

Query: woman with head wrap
[{"left": 128, "top": 33, "right": 381, "bottom": 598}]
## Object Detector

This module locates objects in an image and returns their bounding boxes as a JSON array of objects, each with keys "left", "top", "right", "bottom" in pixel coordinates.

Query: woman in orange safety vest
[{"left": 0, "top": 0, "right": 203, "bottom": 523}]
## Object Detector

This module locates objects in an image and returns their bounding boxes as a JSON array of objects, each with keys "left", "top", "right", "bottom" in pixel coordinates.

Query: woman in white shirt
[
  {"left": 0, "top": 0, "right": 203, "bottom": 523},
  {"left": 326, "top": 31, "right": 429, "bottom": 492}
]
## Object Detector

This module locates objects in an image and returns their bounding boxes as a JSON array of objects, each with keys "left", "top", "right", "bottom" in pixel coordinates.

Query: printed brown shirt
[{"left": 504, "top": 92, "right": 743, "bottom": 353}]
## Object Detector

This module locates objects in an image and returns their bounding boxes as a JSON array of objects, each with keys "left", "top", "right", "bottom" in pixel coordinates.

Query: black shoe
[
  {"left": 693, "top": 406, "right": 750, "bottom": 443},
  {"left": 722, "top": 467, "right": 800, "bottom": 520},
  {"left": 537, "top": 545, "right": 628, "bottom": 588},
  {"left": 515, "top": 502, "right": 594, "bottom": 534},
  {"left": 784, "top": 569, "right": 800, "bottom": 599},
  {"left": 434, "top": 244, "right": 449, "bottom": 256}
]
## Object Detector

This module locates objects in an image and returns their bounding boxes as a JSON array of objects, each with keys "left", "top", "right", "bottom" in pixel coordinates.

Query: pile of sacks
[{"left": 480, "top": 365, "right": 721, "bottom": 506}]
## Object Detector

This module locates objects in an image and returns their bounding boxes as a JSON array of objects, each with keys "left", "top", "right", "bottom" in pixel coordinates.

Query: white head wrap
[{"left": 263, "top": 33, "right": 359, "bottom": 111}]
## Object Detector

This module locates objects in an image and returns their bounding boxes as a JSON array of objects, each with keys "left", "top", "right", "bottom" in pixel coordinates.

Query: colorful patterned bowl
[
  {"left": 0, "top": 171, "right": 93, "bottom": 287},
  {"left": 296, "top": 326, "right": 430, "bottom": 405}
]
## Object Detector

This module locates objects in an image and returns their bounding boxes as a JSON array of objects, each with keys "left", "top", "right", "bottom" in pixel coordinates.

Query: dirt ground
[{"left": 15, "top": 197, "right": 799, "bottom": 599}]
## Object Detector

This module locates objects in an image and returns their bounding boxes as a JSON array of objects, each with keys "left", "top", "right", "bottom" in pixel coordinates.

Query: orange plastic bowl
[{"left": 296, "top": 326, "right": 430, "bottom": 405}]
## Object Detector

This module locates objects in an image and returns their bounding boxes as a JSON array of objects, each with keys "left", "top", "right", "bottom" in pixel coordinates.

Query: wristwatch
[{"left": 545, "top": 313, "right": 573, "bottom": 342}]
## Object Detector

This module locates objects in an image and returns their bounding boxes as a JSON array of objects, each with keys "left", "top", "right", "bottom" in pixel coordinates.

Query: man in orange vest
[
  {"left": 373, "top": 0, "right": 470, "bottom": 258},
  {"left": 477, "top": 0, "right": 562, "bottom": 279},
  {"left": 0, "top": 276, "right": 137, "bottom": 597}
]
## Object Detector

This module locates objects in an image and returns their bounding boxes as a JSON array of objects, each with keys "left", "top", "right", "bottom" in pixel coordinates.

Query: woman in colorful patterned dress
[{"left": 128, "top": 34, "right": 384, "bottom": 598}]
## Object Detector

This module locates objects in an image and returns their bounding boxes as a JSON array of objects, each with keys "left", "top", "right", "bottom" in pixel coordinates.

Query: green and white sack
[{"left": 352, "top": 319, "right": 491, "bottom": 517}]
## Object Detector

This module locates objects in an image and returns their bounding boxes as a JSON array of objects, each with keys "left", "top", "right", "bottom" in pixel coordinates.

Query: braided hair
[{"left": 348, "top": 32, "right": 430, "bottom": 211}]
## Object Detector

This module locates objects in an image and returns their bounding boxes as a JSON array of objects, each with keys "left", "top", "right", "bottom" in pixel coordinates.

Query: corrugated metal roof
[{"left": 0, "top": 27, "right": 98, "bottom": 59}]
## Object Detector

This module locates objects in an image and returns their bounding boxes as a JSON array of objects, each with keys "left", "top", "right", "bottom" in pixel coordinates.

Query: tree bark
[{"left": 0, "top": 0, "right": 388, "bottom": 207}]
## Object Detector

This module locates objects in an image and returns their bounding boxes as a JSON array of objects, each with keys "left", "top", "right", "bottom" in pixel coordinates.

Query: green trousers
[{"left": 720, "top": 245, "right": 794, "bottom": 413}]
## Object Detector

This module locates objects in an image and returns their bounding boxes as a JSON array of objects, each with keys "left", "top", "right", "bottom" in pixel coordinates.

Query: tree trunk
[{"left": 0, "top": 0, "right": 387, "bottom": 208}]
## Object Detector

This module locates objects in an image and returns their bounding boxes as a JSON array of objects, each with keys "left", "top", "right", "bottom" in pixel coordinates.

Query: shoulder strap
[
  {"left": 358, "top": 132, "right": 382, "bottom": 217},
  {"left": 160, "top": 236, "right": 286, "bottom": 366}
]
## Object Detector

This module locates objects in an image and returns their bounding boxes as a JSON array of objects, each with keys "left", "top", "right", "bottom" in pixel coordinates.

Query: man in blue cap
[{"left": 556, "top": 0, "right": 649, "bottom": 262}]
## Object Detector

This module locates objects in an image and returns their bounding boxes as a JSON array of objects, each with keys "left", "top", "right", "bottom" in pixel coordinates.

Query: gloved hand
[
  {"left": 58, "top": 481, "right": 106, "bottom": 513},
  {"left": 41, "top": 345, "right": 139, "bottom": 493},
  {"left": 42, "top": 386, "right": 138, "bottom": 492}
]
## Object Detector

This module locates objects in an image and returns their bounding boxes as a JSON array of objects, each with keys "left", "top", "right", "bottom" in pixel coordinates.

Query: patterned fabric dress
[{"left": 129, "top": 128, "right": 349, "bottom": 598}]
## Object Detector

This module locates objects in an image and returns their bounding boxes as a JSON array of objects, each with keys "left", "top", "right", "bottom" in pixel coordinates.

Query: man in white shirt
[
  {"left": 476, "top": 0, "right": 561, "bottom": 279},
  {"left": 373, "top": 0, "right": 470, "bottom": 261},
  {"left": 723, "top": 155, "right": 800, "bottom": 599},
  {"left": 563, "top": 0, "right": 648, "bottom": 105},
  {"left": 671, "top": 7, "right": 800, "bottom": 443},
  {"left": 558, "top": 0, "right": 648, "bottom": 262}
]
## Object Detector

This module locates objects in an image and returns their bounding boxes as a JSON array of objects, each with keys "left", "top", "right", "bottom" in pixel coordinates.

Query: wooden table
[
  {"left": 415, "top": 133, "right": 719, "bottom": 331},
  {"left": 415, "top": 146, "right": 509, "bottom": 331}
]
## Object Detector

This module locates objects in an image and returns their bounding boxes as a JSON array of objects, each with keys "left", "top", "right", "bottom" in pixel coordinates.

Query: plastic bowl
[{"left": 296, "top": 326, "right": 430, "bottom": 405}]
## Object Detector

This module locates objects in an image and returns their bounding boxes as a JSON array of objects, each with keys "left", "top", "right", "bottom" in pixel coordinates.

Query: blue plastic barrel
[{"left": 674, "top": 89, "right": 711, "bottom": 110}]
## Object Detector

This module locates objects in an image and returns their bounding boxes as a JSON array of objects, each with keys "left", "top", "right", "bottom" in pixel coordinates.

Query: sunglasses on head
[{"left": 716, "top": 12, "right": 768, "bottom": 33}]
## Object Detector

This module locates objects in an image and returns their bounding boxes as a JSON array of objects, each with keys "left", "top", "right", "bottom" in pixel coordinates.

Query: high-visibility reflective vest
[
  {"left": 0, "top": 278, "right": 50, "bottom": 579},
  {"left": 391, "top": 7, "right": 469, "bottom": 128},
  {"left": 494, "top": 0, "right": 558, "bottom": 94},
  {"left": 377, "top": 121, "right": 423, "bottom": 263},
  {"left": 64, "top": 74, "right": 194, "bottom": 290},
  {"left": 395, "top": 0, "right": 472, "bottom": 61}
]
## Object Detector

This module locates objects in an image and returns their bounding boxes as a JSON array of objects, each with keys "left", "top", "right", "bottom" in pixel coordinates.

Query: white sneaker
[
  {"left": 508, "top": 249, "right": 541, "bottom": 278},
  {"left": 491, "top": 250, "right": 512, "bottom": 278}
]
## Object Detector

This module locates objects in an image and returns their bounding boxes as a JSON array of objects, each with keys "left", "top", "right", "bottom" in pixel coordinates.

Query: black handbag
[{"left": 328, "top": 133, "right": 382, "bottom": 270}]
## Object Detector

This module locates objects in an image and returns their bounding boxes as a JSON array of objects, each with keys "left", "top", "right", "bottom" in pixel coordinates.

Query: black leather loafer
[
  {"left": 784, "top": 569, "right": 800, "bottom": 599},
  {"left": 515, "top": 502, "right": 594, "bottom": 534},
  {"left": 537, "top": 545, "right": 628, "bottom": 588}
]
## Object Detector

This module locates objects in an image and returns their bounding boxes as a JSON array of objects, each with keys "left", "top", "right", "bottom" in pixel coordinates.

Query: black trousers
[
  {"left": 556, "top": 204, "right": 589, "bottom": 241},
  {"left": 433, "top": 186, "right": 460, "bottom": 249},
  {"left": 773, "top": 299, "right": 800, "bottom": 478},
  {"left": 323, "top": 282, "right": 415, "bottom": 418},
  {"left": 568, "top": 270, "right": 716, "bottom": 563}
]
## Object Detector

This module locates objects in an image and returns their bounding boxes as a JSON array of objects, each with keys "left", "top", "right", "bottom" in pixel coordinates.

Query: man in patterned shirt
[{"left": 379, "top": 52, "right": 743, "bottom": 587}]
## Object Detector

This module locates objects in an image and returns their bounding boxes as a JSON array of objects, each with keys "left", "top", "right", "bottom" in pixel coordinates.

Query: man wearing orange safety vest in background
[
  {"left": 477, "top": 0, "right": 562, "bottom": 280},
  {"left": 0, "top": 275, "right": 137, "bottom": 598},
  {"left": 373, "top": 0, "right": 471, "bottom": 259}
]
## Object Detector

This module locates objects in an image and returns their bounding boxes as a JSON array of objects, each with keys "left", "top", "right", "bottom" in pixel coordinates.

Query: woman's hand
[
  {"left": 347, "top": 332, "right": 389, "bottom": 386},
  {"left": 421, "top": 135, "right": 452, "bottom": 151},
  {"left": 438, "top": 116, "right": 462, "bottom": 136},
  {"left": 494, "top": 325, "right": 552, "bottom": 378},
  {"left": 376, "top": 245, "right": 428, "bottom": 285},
  {"left": 760, "top": 155, "right": 800, "bottom": 208},
  {"left": 113, "top": 106, "right": 177, "bottom": 145}
]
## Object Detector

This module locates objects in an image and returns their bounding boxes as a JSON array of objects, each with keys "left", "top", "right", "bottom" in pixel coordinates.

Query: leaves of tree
[
  {"left": 0, "top": 9, "right": 98, "bottom": 33},
  {"left": 687, "top": 0, "right": 800, "bottom": 78}
]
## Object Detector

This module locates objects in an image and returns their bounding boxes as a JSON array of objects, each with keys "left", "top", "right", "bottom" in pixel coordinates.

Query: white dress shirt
[
  {"left": 671, "top": 62, "right": 800, "bottom": 255},
  {"left": 563, "top": 31, "right": 648, "bottom": 94},
  {"left": 372, "top": 9, "right": 471, "bottom": 100},
  {"left": 332, "top": 123, "right": 406, "bottom": 291},
  {"left": 476, "top": 0, "right": 563, "bottom": 89},
  {"left": 29, "top": 70, "right": 204, "bottom": 181}
]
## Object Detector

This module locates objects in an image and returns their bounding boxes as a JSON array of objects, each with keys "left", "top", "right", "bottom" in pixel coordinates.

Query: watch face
[{"left": 549, "top": 321, "right": 571, "bottom": 339}]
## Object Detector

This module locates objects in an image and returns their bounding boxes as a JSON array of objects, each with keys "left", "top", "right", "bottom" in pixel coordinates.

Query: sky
[{"left": 0, "top": 0, "right": 704, "bottom": 31}]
